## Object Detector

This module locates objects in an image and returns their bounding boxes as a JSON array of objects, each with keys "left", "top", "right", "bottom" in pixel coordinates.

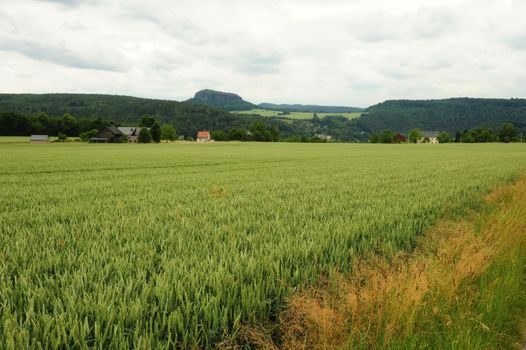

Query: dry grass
[{"left": 250, "top": 175, "right": 526, "bottom": 350}]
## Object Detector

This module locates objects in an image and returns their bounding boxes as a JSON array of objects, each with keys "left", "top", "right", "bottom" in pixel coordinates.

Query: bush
[
  {"left": 57, "top": 133, "right": 68, "bottom": 142},
  {"left": 79, "top": 129, "right": 99, "bottom": 142}
]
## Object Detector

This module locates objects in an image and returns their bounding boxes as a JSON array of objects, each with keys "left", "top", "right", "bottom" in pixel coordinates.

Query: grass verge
[{"left": 245, "top": 175, "right": 526, "bottom": 349}]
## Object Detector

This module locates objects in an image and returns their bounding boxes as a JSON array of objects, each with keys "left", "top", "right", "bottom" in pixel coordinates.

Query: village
[
  {"left": 29, "top": 128, "right": 213, "bottom": 144},
  {"left": 29, "top": 128, "right": 441, "bottom": 144}
]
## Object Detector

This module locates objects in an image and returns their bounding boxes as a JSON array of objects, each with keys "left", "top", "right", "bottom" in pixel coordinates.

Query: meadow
[
  {"left": 232, "top": 108, "right": 362, "bottom": 120},
  {"left": 1, "top": 142, "right": 526, "bottom": 348}
]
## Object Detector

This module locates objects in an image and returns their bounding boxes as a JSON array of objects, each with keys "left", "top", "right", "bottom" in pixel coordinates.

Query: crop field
[
  {"left": 0, "top": 136, "right": 30, "bottom": 143},
  {"left": 1, "top": 142, "right": 526, "bottom": 348},
  {"left": 233, "top": 108, "right": 362, "bottom": 120}
]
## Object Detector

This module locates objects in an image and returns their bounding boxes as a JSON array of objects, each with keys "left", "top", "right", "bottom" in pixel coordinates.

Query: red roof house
[
  {"left": 196, "top": 131, "right": 211, "bottom": 142},
  {"left": 394, "top": 133, "right": 407, "bottom": 143}
]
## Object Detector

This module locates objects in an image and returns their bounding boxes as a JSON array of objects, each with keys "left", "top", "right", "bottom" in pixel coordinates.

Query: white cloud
[{"left": 1, "top": 0, "right": 525, "bottom": 106}]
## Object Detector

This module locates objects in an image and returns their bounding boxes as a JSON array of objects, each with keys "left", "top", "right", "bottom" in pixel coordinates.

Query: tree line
[{"left": 369, "top": 123, "right": 523, "bottom": 143}]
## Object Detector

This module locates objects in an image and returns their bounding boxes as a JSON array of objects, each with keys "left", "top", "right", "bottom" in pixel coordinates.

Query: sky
[{"left": 0, "top": 0, "right": 525, "bottom": 107}]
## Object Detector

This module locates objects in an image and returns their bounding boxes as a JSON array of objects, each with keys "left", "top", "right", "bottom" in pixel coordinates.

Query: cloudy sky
[{"left": 1, "top": 0, "right": 525, "bottom": 107}]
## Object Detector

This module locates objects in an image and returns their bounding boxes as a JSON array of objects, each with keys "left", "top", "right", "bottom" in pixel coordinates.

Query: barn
[{"left": 89, "top": 127, "right": 125, "bottom": 143}]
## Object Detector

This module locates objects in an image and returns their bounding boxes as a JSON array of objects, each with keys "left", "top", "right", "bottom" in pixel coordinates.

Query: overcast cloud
[{"left": 0, "top": 0, "right": 525, "bottom": 106}]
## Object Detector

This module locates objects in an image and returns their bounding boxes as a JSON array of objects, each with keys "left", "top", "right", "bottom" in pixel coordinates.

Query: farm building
[
  {"left": 196, "top": 131, "right": 212, "bottom": 142},
  {"left": 30, "top": 135, "right": 49, "bottom": 143},
  {"left": 420, "top": 131, "right": 439, "bottom": 144},
  {"left": 89, "top": 127, "right": 125, "bottom": 143},
  {"left": 394, "top": 133, "right": 407, "bottom": 143},
  {"left": 117, "top": 127, "right": 143, "bottom": 143}
]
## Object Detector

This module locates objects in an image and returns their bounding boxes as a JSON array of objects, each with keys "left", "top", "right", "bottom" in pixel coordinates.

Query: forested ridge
[{"left": 361, "top": 98, "right": 526, "bottom": 133}]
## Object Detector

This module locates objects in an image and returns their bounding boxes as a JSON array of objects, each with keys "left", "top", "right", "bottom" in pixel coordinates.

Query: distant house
[
  {"left": 30, "top": 135, "right": 49, "bottom": 143},
  {"left": 117, "top": 127, "right": 143, "bottom": 143},
  {"left": 196, "top": 131, "right": 212, "bottom": 142},
  {"left": 394, "top": 133, "right": 407, "bottom": 143},
  {"left": 420, "top": 131, "right": 439, "bottom": 144},
  {"left": 89, "top": 127, "right": 125, "bottom": 143}
]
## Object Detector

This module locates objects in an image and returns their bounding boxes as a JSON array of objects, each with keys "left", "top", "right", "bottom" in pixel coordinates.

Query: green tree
[
  {"left": 62, "top": 114, "right": 77, "bottom": 134},
  {"left": 379, "top": 130, "right": 395, "bottom": 144},
  {"left": 498, "top": 123, "right": 519, "bottom": 143},
  {"left": 370, "top": 134, "right": 379, "bottom": 143},
  {"left": 437, "top": 131, "right": 451, "bottom": 143},
  {"left": 211, "top": 130, "right": 228, "bottom": 141},
  {"left": 408, "top": 128, "right": 422, "bottom": 143},
  {"left": 138, "top": 127, "right": 152, "bottom": 143},
  {"left": 228, "top": 128, "right": 248, "bottom": 141},
  {"left": 150, "top": 122, "right": 161, "bottom": 143},
  {"left": 160, "top": 124, "right": 177, "bottom": 141},
  {"left": 140, "top": 115, "right": 156, "bottom": 128}
]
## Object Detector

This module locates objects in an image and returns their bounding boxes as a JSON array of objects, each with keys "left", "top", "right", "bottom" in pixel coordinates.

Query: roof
[
  {"left": 421, "top": 131, "right": 439, "bottom": 138},
  {"left": 30, "top": 135, "right": 49, "bottom": 141},
  {"left": 106, "top": 126, "right": 124, "bottom": 136},
  {"left": 197, "top": 131, "right": 211, "bottom": 139},
  {"left": 117, "top": 127, "right": 136, "bottom": 136}
]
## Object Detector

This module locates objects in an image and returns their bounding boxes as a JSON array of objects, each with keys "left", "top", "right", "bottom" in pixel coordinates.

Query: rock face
[{"left": 186, "top": 89, "right": 255, "bottom": 111}]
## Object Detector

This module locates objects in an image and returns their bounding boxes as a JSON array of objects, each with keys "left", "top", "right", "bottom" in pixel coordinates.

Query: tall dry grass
[{"left": 252, "top": 175, "right": 526, "bottom": 349}]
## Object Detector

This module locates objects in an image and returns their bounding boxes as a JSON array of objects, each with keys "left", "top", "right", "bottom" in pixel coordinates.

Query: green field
[
  {"left": 233, "top": 108, "right": 362, "bottom": 120},
  {"left": 0, "top": 136, "right": 81, "bottom": 143},
  {"left": 0, "top": 136, "right": 30, "bottom": 143},
  {"left": 1, "top": 143, "right": 526, "bottom": 348}
]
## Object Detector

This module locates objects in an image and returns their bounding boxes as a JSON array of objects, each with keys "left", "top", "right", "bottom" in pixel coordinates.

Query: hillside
[
  {"left": 361, "top": 98, "right": 526, "bottom": 133},
  {"left": 186, "top": 89, "right": 255, "bottom": 111},
  {"left": 0, "top": 93, "right": 269, "bottom": 137},
  {"left": 0, "top": 93, "right": 198, "bottom": 122},
  {"left": 259, "top": 103, "right": 363, "bottom": 113}
]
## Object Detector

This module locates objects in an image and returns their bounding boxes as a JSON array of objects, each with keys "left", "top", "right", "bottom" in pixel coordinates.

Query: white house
[{"left": 419, "top": 131, "right": 439, "bottom": 144}]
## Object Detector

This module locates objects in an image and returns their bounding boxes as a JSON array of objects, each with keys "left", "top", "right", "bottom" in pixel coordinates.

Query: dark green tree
[
  {"left": 62, "top": 114, "right": 77, "bottom": 135},
  {"left": 437, "top": 131, "right": 451, "bottom": 143},
  {"left": 140, "top": 115, "right": 157, "bottom": 128},
  {"left": 379, "top": 130, "right": 395, "bottom": 143},
  {"left": 369, "top": 134, "right": 379, "bottom": 143},
  {"left": 211, "top": 130, "right": 228, "bottom": 141},
  {"left": 150, "top": 122, "right": 161, "bottom": 143},
  {"left": 454, "top": 131, "right": 462, "bottom": 143},
  {"left": 138, "top": 127, "right": 152, "bottom": 143},
  {"left": 228, "top": 128, "right": 248, "bottom": 141},
  {"left": 498, "top": 123, "right": 519, "bottom": 143}
]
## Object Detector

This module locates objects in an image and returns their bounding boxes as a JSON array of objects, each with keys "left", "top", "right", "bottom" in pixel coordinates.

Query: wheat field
[{"left": 1, "top": 142, "right": 525, "bottom": 348}]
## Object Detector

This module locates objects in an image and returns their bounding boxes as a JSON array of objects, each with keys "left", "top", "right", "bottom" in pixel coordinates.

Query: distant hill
[
  {"left": 360, "top": 98, "right": 526, "bottom": 133},
  {"left": 185, "top": 89, "right": 363, "bottom": 113},
  {"left": 258, "top": 103, "right": 363, "bottom": 113},
  {"left": 186, "top": 89, "right": 255, "bottom": 111}
]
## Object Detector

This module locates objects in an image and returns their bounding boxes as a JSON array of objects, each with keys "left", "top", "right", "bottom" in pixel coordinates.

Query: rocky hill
[{"left": 186, "top": 89, "right": 255, "bottom": 111}]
